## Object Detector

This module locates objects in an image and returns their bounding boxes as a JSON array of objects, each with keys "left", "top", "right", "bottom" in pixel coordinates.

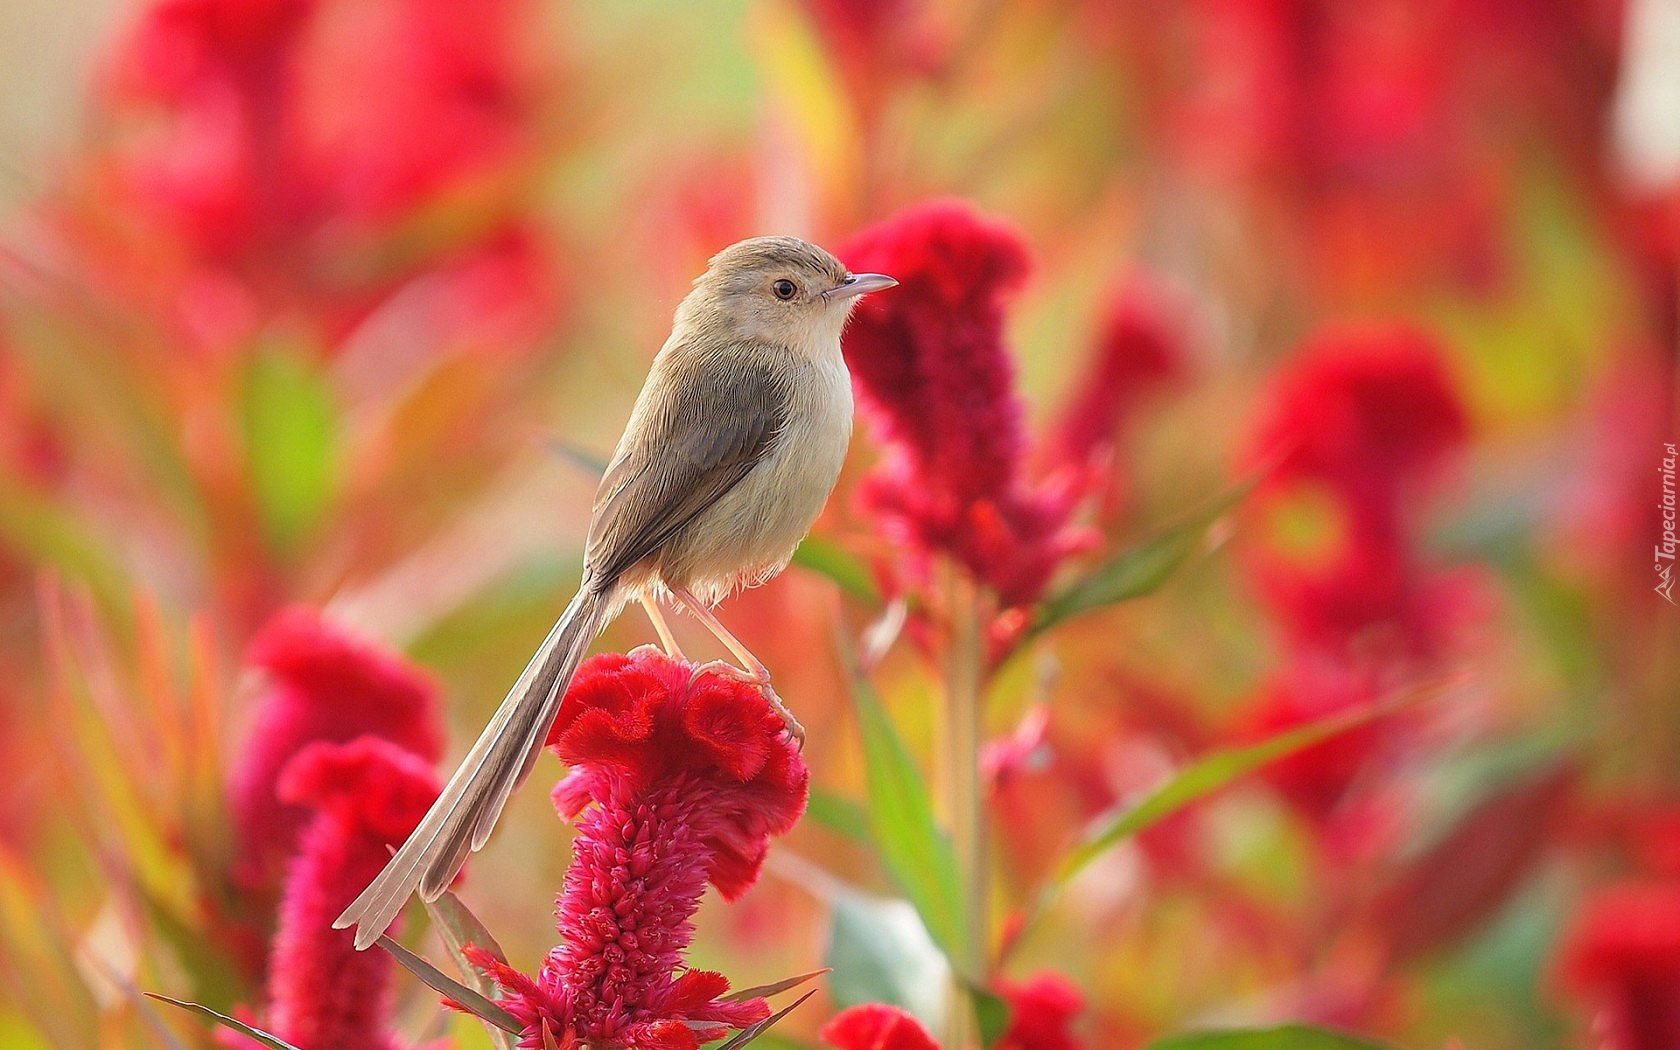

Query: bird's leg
[
  {"left": 639, "top": 593, "right": 686, "bottom": 660},
  {"left": 669, "top": 585, "right": 804, "bottom": 748}
]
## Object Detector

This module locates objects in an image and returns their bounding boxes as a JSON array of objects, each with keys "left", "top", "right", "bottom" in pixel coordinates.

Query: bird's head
[{"left": 686, "top": 236, "right": 897, "bottom": 354}]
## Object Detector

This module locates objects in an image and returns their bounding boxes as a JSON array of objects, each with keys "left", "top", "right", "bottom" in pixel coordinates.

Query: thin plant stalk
[{"left": 942, "top": 562, "right": 988, "bottom": 1045}]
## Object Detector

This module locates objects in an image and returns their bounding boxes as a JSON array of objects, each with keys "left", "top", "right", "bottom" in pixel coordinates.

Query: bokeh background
[{"left": 0, "top": 1, "right": 1676, "bottom": 1048}]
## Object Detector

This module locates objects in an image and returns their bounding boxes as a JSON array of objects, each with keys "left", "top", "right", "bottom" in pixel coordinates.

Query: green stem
[{"left": 943, "top": 565, "right": 987, "bottom": 1044}]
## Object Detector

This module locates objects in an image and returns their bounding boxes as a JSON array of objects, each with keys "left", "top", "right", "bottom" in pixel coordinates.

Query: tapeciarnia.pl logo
[{"left": 1658, "top": 442, "right": 1677, "bottom": 605}]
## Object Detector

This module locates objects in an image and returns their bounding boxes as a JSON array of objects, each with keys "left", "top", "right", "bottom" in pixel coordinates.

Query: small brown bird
[{"left": 335, "top": 237, "right": 895, "bottom": 948}]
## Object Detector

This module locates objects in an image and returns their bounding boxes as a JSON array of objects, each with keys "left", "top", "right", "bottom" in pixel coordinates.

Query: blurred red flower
[
  {"left": 1251, "top": 326, "right": 1467, "bottom": 518},
  {"left": 228, "top": 607, "right": 443, "bottom": 891},
  {"left": 1244, "top": 325, "right": 1471, "bottom": 657},
  {"left": 1557, "top": 881, "right": 1680, "bottom": 1050},
  {"left": 995, "top": 972, "right": 1087, "bottom": 1050},
  {"left": 75, "top": 0, "right": 551, "bottom": 359},
  {"left": 839, "top": 199, "right": 1090, "bottom": 607},
  {"left": 1238, "top": 326, "right": 1477, "bottom": 832},
  {"left": 471, "top": 649, "right": 807, "bottom": 1049},
  {"left": 821, "top": 1003, "right": 941, "bottom": 1050},
  {"left": 232, "top": 736, "right": 441, "bottom": 1050}
]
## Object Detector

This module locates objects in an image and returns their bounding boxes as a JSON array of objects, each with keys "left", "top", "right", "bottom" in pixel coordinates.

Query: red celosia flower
[
  {"left": 470, "top": 649, "right": 807, "bottom": 1049},
  {"left": 1250, "top": 325, "right": 1468, "bottom": 519},
  {"left": 96, "top": 0, "right": 317, "bottom": 265},
  {"left": 840, "top": 200, "right": 1091, "bottom": 607},
  {"left": 242, "top": 736, "right": 441, "bottom": 1050},
  {"left": 1244, "top": 325, "right": 1471, "bottom": 656},
  {"left": 1557, "top": 881, "right": 1680, "bottom": 1050},
  {"left": 79, "top": 0, "right": 550, "bottom": 360},
  {"left": 995, "top": 972, "right": 1086, "bottom": 1050},
  {"left": 1235, "top": 331, "right": 1480, "bottom": 839},
  {"left": 821, "top": 1003, "right": 941, "bottom": 1050},
  {"left": 294, "top": 0, "right": 534, "bottom": 227},
  {"left": 228, "top": 606, "right": 443, "bottom": 890}
]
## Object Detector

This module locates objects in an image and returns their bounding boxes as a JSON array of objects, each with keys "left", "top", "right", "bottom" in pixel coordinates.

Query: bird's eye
[{"left": 772, "top": 279, "right": 797, "bottom": 300}]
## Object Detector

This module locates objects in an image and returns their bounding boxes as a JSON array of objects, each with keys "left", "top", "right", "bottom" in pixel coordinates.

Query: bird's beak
[{"left": 826, "top": 272, "right": 898, "bottom": 301}]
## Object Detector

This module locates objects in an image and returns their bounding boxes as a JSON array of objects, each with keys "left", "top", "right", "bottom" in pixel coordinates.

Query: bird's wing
[{"left": 585, "top": 347, "right": 788, "bottom": 587}]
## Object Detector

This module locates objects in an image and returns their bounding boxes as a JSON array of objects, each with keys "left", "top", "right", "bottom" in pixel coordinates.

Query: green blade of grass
[
  {"left": 145, "top": 995, "right": 305, "bottom": 1050},
  {"left": 847, "top": 672, "right": 964, "bottom": 961}
]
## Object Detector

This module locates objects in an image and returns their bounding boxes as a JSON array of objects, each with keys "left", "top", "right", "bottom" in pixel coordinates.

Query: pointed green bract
[
  {"left": 376, "top": 934, "right": 523, "bottom": 1035},
  {"left": 421, "top": 892, "right": 518, "bottom": 1050},
  {"left": 1043, "top": 687, "right": 1426, "bottom": 905},
  {"left": 1031, "top": 469, "right": 1263, "bottom": 635},
  {"left": 713, "top": 990, "right": 818, "bottom": 1050},
  {"left": 145, "top": 995, "right": 306, "bottom": 1050}
]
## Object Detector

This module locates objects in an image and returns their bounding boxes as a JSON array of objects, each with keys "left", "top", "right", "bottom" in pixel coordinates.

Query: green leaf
[
  {"left": 793, "top": 534, "right": 880, "bottom": 603},
  {"left": 968, "top": 982, "right": 1012, "bottom": 1048},
  {"left": 1031, "top": 471, "right": 1261, "bottom": 635},
  {"left": 805, "top": 786, "right": 869, "bottom": 843},
  {"left": 724, "top": 967, "right": 829, "bottom": 1002},
  {"left": 1146, "top": 1024, "right": 1397, "bottom": 1049},
  {"left": 376, "top": 934, "right": 522, "bottom": 1036},
  {"left": 145, "top": 995, "right": 305, "bottom": 1050},
  {"left": 242, "top": 346, "right": 338, "bottom": 553},
  {"left": 825, "top": 892, "right": 951, "bottom": 1033},
  {"left": 849, "top": 674, "right": 964, "bottom": 959},
  {"left": 714, "top": 990, "right": 818, "bottom": 1050},
  {"left": 1045, "top": 685, "right": 1426, "bottom": 899},
  {"left": 420, "top": 891, "right": 517, "bottom": 1050}
]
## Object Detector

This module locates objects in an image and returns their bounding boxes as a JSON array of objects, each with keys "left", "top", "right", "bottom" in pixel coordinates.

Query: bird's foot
[{"left": 690, "top": 659, "right": 806, "bottom": 750}]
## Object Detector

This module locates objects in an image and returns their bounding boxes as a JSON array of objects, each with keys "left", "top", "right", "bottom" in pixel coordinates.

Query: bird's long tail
[{"left": 334, "top": 588, "right": 610, "bottom": 950}]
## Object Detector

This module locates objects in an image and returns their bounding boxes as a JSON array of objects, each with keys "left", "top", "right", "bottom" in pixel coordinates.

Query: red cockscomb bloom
[
  {"left": 840, "top": 200, "right": 1090, "bottom": 607},
  {"left": 80, "top": 0, "right": 550, "bottom": 359},
  {"left": 235, "top": 736, "right": 441, "bottom": 1050},
  {"left": 1244, "top": 326, "right": 1471, "bottom": 656},
  {"left": 821, "top": 1003, "right": 941, "bottom": 1050},
  {"left": 228, "top": 607, "right": 443, "bottom": 890},
  {"left": 1237, "top": 327, "right": 1477, "bottom": 840},
  {"left": 1251, "top": 326, "right": 1467, "bottom": 523},
  {"left": 995, "top": 972, "right": 1086, "bottom": 1050},
  {"left": 1557, "top": 881, "right": 1680, "bottom": 1050},
  {"left": 469, "top": 649, "right": 807, "bottom": 1049}
]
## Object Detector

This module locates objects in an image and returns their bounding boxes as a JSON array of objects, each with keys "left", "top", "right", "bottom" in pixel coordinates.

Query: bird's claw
[{"left": 690, "top": 660, "right": 805, "bottom": 750}]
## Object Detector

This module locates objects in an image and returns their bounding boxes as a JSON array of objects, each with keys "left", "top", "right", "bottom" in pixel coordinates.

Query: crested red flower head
[
  {"left": 840, "top": 200, "right": 1090, "bottom": 607},
  {"left": 1243, "top": 326, "right": 1472, "bottom": 657},
  {"left": 1236, "top": 327, "right": 1480, "bottom": 840},
  {"left": 1250, "top": 326, "right": 1468, "bottom": 529},
  {"left": 821, "top": 1003, "right": 941, "bottom": 1050},
  {"left": 76, "top": 0, "right": 551, "bottom": 359},
  {"left": 293, "top": 0, "right": 535, "bottom": 227},
  {"left": 995, "top": 972, "right": 1087, "bottom": 1050},
  {"left": 228, "top": 606, "right": 443, "bottom": 890},
  {"left": 238, "top": 736, "right": 441, "bottom": 1050},
  {"left": 1557, "top": 881, "right": 1680, "bottom": 1050},
  {"left": 470, "top": 649, "right": 808, "bottom": 1049}
]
